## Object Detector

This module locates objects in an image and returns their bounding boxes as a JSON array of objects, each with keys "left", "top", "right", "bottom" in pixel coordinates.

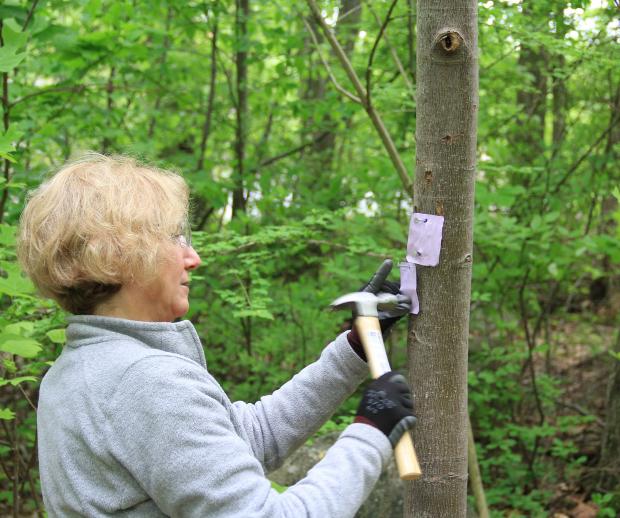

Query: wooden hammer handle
[{"left": 355, "top": 316, "right": 422, "bottom": 481}]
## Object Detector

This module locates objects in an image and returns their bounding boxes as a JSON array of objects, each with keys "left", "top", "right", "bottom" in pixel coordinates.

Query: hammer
[{"left": 331, "top": 291, "right": 422, "bottom": 481}]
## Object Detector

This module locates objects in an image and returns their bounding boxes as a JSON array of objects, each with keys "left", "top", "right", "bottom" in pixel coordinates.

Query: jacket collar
[{"left": 65, "top": 315, "right": 207, "bottom": 368}]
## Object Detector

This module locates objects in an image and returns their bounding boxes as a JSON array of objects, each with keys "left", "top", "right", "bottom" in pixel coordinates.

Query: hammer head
[{"left": 330, "top": 291, "right": 402, "bottom": 317}]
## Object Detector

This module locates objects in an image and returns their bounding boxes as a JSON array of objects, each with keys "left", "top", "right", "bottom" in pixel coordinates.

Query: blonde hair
[{"left": 17, "top": 153, "right": 189, "bottom": 314}]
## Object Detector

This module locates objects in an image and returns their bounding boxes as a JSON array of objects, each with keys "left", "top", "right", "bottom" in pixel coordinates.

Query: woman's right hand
[{"left": 354, "top": 371, "right": 417, "bottom": 448}]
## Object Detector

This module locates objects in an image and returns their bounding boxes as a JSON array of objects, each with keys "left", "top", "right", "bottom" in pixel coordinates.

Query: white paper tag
[{"left": 406, "top": 213, "right": 445, "bottom": 266}]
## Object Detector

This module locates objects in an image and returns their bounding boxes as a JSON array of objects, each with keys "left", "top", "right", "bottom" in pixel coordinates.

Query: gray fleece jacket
[{"left": 37, "top": 316, "right": 392, "bottom": 517}]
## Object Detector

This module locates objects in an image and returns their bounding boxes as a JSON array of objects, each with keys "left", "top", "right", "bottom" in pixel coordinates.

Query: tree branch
[
  {"left": 366, "top": 1, "right": 415, "bottom": 100},
  {"left": 22, "top": 0, "right": 40, "bottom": 31},
  {"left": 257, "top": 131, "right": 331, "bottom": 169},
  {"left": 9, "top": 85, "right": 86, "bottom": 108},
  {"left": 302, "top": 18, "right": 362, "bottom": 104},
  {"left": 552, "top": 110, "right": 620, "bottom": 194},
  {"left": 304, "top": 0, "right": 413, "bottom": 196},
  {"left": 365, "top": 0, "right": 399, "bottom": 108}
]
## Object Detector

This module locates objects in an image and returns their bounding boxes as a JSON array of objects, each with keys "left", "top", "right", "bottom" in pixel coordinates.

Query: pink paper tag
[
  {"left": 406, "top": 213, "right": 445, "bottom": 266},
  {"left": 399, "top": 262, "right": 419, "bottom": 315}
]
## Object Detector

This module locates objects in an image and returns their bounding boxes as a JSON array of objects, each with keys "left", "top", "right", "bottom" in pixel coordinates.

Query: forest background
[{"left": 0, "top": 0, "right": 618, "bottom": 516}]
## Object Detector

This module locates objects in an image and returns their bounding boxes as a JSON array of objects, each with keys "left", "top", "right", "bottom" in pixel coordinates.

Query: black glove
[
  {"left": 360, "top": 259, "right": 411, "bottom": 334},
  {"left": 355, "top": 371, "right": 417, "bottom": 447},
  {"left": 347, "top": 260, "right": 411, "bottom": 360}
]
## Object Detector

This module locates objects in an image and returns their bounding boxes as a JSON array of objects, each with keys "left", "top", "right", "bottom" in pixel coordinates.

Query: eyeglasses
[{"left": 172, "top": 220, "right": 192, "bottom": 248}]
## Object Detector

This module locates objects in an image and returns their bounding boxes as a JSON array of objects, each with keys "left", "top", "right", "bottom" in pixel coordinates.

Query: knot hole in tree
[
  {"left": 440, "top": 32, "right": 461, "bottom": 52},
  {"left": 431, "top": 29, "right": 466, "bottom": 63}
]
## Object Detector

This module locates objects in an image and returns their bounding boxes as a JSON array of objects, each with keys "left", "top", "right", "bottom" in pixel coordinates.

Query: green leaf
[
  {"left": 0, "top": 261, "right": 35, "bottom": 296},
  {"left": 0, "top": 125, "right": 23, "bottom": 162},
  {"left": 4, "top": 321, "right": 34, "bottom": 335},
  {"left": 0, "top": 376, "right": 38, "bottom": 387},
  {"left": 0, "top": 334, "right": 41, "bottom": 358},
  {"left": 2, "top": 20, "right": 29, "bottom": 51},
  {"left": 0, "top": 224, "right": 16, "bottom": 246},
  {"left": 46, "top": 329, "right": 66, "bottom": 344},
  {"left": 270, "top": 481, "right": 287, "bottom": 493},
  {"left": 0, "top": 47, "right": 26, "bottom": 73},
  {"left": 0, "top": 7, "right": 29, "bottom": 23},
  {"left": 2, "top": 359, "right": 16, "bottom": 373},
  {"left": 0, "top": 408, "right": 15, "bottom": 420}
]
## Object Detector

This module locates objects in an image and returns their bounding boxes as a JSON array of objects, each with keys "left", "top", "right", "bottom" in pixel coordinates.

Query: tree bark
[
  {"left": 511, "top": 1, "right": 547, "bottom": 173},
  {"left": 599, "top": 328, "right": 620, "bottom": 490},
  {"left": 0, "top": 20, "right": 11, "bottom": 223},
  {"left": 232, "top": 0, "right": 249, "bottom": 218},
  {"left": 405, "top": 2, "right": 478, "bottom": 517},
  {"left": 597, "top": 82, "right": 620, "bottom": 490}
]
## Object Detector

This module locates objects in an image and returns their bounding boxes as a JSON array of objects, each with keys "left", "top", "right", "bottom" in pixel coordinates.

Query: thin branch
[
  {"left": 555, "top": 401, "right": 605, "bottom": 427},
  {"left": 22, "top": 0, "right": 40, "bottom": 31},
  {"left": 217, "top": 47, "right": 237, "bottom": 110},
  {"left": 552, "top": 110, "right": 620, "bottom": 194},
  {"left": 257, "top": 131, "right": 331, "bottom": 169},
  {"left": 480, "top": 42, "right": 520, "bottom": 72},
  {"left": 366, "top": 1, "right": 414, "bottom": 100},
  {"left": 304, "top": 0, "right": 413, "bottom": 196},
  {"left": 253, "top": 107, "right": 275, "bottom": 168},
  {"left": 337, "top": 3, "right": 362, "bottom": 23},
  {"left": 302, "top": 17, "right": 362, "bottom": 104},
  {"left": 17, "top": 385, "right": 36, "bottom": 413},
  {"left": 9, "top": 85, "right": 86, "bottom": 108},
  {"left": 365, "top": 0, "right": 399, "bottom": 108},
  {"left": 468, "top": 420, "right": 490, "bottom": 518}
]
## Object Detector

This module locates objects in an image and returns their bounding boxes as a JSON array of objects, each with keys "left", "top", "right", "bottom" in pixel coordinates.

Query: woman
[{"left": 18, "top": 153, "right": 415, "bottom": 517}]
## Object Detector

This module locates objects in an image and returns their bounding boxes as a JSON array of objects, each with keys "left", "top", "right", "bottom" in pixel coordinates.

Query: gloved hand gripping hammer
[{"left": 331, "top": 291, "right": 422, "bottom": 481}]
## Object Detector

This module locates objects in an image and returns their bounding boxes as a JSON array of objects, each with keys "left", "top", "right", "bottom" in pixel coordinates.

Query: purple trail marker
[
  {"left": 399, "top": 261, "right": 419, "bottom": 315},
  {"left": 406, "top": 213, "right": 445, "bottom": 266}
]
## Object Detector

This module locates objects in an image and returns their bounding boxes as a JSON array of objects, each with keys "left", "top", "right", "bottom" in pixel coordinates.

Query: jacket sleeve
[
  {"left": 229, "top": 332, "right": 370, "bottom": 472},
  {"left": 107, "top": 354, "right": 391, "bottom": 518}
]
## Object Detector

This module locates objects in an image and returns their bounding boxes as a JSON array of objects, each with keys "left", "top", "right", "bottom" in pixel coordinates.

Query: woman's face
[
  {"left": 93, "top": 237, "right": 202, "bottom": 322},
  {"left": 141, "top": 241, "right": 202, "bottom": 321}
]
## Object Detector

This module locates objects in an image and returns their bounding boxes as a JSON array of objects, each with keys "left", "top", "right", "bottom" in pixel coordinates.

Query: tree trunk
[
  {"left": 232, "top": 0, "right": 249, "bottom": 217},
  {"left": 512, "top": 1, "right": 547, "bottom": 172},
  {"left": 599, "top": 328, "right": 620, "bottom": 490},
  {"left": 299, "top": 0, "right": 361, "bottom": 210},
  {"left": 597, "top": 82, "right": 620, "bottom": 490},
  {"left": 0, "top": 20, "right": 11, "bottom": 223},
  {"left": 405, "top": 2, "right": 478, "bottom": 517}
]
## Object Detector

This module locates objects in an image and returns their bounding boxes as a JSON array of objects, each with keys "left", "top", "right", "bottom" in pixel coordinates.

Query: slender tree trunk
[
  {"left": 407, "top": 0, "right": 416, "bottom": 82},
  {"left": 300, "top": 0, "right": 361, "bottom": 210},
  {"left": 102, "top": 66, "right": 116, "bottom": 154},
  {"left": 597, "top": 82, "right": 620, "bottom": 489},
  {"left": 232, "top": 0, "right": 249, "bottom": 217},
  {"left": 599, "top": 328, "right": 620, "bottom": 490},
  {"left": 405, "top": 2, "right": 478, "bottom": 516},
  {"left": 511, "top": 1, "right": 547, "bottom": 174},
  {"left": 0, "top": 20, "right": 11, "bottom": 223},
  {"left": 147, "top": 6, "right": 173, "bottom": 139},
  {"left": 551, "top": 54, "right": 566, "bottom": 151},
  {"left": 197, "top": 23, "right": 218, "bottom": 173}
]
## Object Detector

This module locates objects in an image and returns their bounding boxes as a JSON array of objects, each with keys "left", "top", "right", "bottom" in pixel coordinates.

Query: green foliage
[
  {"left": 0, "top": 0, "right": 618, "bottom": 515},
  {"left": 591, "top": 492, "right": 618, "bottom": 518}
]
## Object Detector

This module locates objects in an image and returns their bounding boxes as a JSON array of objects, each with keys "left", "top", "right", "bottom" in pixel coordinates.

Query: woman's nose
[{"left": 185, "top": 246, "right": 202, "bottom": 270}]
